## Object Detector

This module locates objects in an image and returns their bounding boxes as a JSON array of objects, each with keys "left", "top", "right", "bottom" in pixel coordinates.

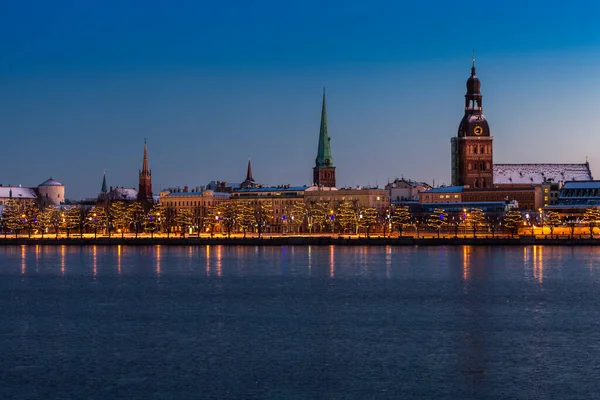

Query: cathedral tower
[
  {"left": 138, "top": 140, "right": 153, "bottom": 202},
  {"left": 451, "top": 60, "right": 494, "bottom": 188},
  {"left": 313, "top": 88, "right": 336, "bottom": 187}
]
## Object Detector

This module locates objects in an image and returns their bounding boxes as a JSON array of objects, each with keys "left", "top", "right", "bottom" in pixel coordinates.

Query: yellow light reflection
[
  {"left": 385, "top": 245, "right": 392, "bottom": 279},
  {"left": 20, "top": 245, "right": 26, "bottom": 275},
  {"left": 533, "top": 245, "right": 543, "bottom": 283},
  {"left": 93, "top": 245, "right": 98, "bottom": 278},
  {"left": 61, "top": 245, "right": 66, "bottom": 275},
  {"left": 216, "top": 245, "right": 222, "bottom": 277},
  {"left": 156, "top": 245, "right": 162, "bottom": 276},
  {"left": 206, "top": 245, "right": 211, "bottom": 276},
  {"left": 307, "top": 245, "right": 312, "bottom": 275},
  {"left": 462, "top": 245, "right": 471, "bottom": 281},
  {"left": 35, "top": 245, "right": 40, "bottom": 272},
  {"left": 117, "top": 245, "right": 122, "bottom": 275},
  {"left": 329, "top": 245, "right": 335, "bottom": 278}
]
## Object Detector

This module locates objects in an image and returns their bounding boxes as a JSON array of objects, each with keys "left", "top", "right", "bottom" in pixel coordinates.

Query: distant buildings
[{"left": 0, "top": 178, "right": 65, "bottom": 208}]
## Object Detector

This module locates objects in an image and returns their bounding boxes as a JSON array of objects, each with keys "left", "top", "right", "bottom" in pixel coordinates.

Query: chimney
[
  {"left": 184, "top": 186, "right": 188, "bottom": 192},
  {"left": 110, "top": 186, "right": 113, "bottom": 192}
]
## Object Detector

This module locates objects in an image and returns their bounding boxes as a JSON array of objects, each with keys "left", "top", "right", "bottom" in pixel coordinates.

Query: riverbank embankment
[{"left": 0, "top": 235, "right": 598, "bottom": 246}]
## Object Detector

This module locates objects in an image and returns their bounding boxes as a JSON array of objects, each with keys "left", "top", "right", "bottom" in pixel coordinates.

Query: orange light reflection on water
[
  {"left": 216, "top": 245, "right": 222, "bottom": 277},
  {"left": 156, "top": 245, "right": 162, "bottom": 276},
  {"left": 533, "top": 245, "right": 543, "bottom": 283},
  {"left": 20, "top": 245, "right": 26, "bottom": 275},
  {"left": 60, "top": 245, "right": 66, "bottom": 275},
  {"left": 93, "top": 245, "right": 98, "bottom": 278},
  {"left": 329, "top": 245, "right": 335, "bottom": 278},
  {"left": 462, "top": 245, "right": 471, "bottom": 281},
  {"left": 206, "top": 245, "right": 211, "bottom": 276}
]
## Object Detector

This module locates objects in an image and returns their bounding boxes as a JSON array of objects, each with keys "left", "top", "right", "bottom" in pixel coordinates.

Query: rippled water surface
[{"left": 2, "top": 245, "right": 600, "bottom": 399}]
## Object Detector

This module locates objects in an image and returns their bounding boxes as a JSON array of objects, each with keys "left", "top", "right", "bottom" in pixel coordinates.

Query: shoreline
[{"left": 0, "top": 236, "right": 598, "bottom": 246}]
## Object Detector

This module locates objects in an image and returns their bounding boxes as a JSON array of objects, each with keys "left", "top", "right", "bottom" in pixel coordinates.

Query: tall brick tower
[
  {"left": 137, "top": 140, "right": 153, "bottom": 202},
  {"left": 313, "top": 88, "right": 336, "bottom": 187},
  {"left": 451, "top": 59, "right": 494, "bottom": 188}
]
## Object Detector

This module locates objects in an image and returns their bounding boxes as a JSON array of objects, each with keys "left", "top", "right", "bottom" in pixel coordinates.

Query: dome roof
[
  {"left": 466, "top": 66, "right": 481, "bottom": 94},
  {"left": 39, "top": 177, "right": 64, "bottom": 187}
]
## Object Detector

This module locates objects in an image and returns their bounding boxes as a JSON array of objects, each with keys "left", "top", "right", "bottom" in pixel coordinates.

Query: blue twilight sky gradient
[{"left": 1, "top": 0, "right": 600, "bottom": 200}]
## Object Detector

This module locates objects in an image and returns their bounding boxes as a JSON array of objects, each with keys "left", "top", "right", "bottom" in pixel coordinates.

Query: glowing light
[
  {"left": 329, "top": 245, "right": 335, "bottom": 278},
  {"left": 20, "top": 245, "right": 26, "bottom": 275},
  {"left": 93, "top": 245, "right": 98, "bottom": 278},
  {"left": 60, "top": 245, "right": 66, "bottom": 275},
  {"left": 463, "top": 245, "right": 471, "bottom": 281},
  {"left": 156, "top": 245, "right": 162, "bottom": 276}
]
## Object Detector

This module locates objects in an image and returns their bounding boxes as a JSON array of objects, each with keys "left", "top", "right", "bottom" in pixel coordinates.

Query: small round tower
[{"left": 38, "top": 177, "right": 65, "bottom": 207}]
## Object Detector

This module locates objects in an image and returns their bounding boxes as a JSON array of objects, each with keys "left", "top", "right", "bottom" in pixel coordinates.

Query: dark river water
[{"left": 2, "top": 244, "right": 600, "bottom": 399}]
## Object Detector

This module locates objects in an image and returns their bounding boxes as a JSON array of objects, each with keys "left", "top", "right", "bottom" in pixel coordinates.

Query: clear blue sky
[{"left": 1, "top": 0, "right": 600, "bottom": 200}]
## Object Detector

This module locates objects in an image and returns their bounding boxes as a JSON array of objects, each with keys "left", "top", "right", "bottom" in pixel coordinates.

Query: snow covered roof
[
  {"left": 106, "top": 187, "right": 137, "bottom": 201},
  {"left": 493, "top": 164, "right": 592, "bottom": 184},
  {"left": 39, "top": 177, "right": 64, "bottom": 186},
  {"left": 0, "top": 186, "right": 37, "bottom": 199}
]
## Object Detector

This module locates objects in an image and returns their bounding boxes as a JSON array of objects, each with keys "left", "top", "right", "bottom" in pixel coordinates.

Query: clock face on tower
[{"left": 473, "top": 125, "right": 483, "bottom": 136}]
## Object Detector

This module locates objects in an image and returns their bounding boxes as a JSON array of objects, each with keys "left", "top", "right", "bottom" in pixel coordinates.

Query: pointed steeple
[
  {"left": 141, "top": 138, "right": 149, "bottom": 175},
  {"left": 315, "top": 87, "right": 334, "bottom": 168},
  {"left": 138, "top": 139, "right": 153, "bottom": 202},
  {"left": 101, "top": 171, "right": 107, "bottom": 194},
  {"left": 246, "top": 158, "right": 254, "bottom": 182},
  {"left": 313, "top": 88, "right": 336, "bottom": 188}
]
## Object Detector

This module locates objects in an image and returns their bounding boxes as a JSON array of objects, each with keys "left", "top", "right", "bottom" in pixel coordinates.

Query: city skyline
[{"left": 2, "top": 1, "right": 600, "bottom": 200}]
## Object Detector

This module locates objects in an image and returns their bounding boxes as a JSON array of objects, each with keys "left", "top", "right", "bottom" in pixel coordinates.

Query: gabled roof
[
  {"left": 0, "top": 186, "right": 38, "bottom": 199},
  {"left": 493, "top": 164, "right": 593, "bottom": 184}
]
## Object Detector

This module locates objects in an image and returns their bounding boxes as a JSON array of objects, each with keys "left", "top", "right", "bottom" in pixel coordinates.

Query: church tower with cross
[
  {"left": 451, "top": 59, "right": 494, "bottom": 188},
  {"left": 313, "top": 88, "right": 336, "bottom": 188}
]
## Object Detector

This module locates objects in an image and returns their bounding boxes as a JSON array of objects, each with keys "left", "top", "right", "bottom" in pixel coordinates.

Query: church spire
[
  {"left": 141, "top": 138, "right": 149, "bottom": 175},
  {"left": 315, "top": 88, "right": 334, "bottom": 168},
  {"left": 101, "top": 171, "right": 107, "bottom": 194},
  {"left": 138, "top": 139, "right": 153, "bottom": 202},
  {"left": 313, "top": 88, "right": 336, "bottom": 187}
]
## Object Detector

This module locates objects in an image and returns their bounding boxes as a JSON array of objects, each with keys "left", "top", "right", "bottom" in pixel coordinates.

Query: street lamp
[{"left": 538, "top": 208, "right": 544, "bottom": 235}]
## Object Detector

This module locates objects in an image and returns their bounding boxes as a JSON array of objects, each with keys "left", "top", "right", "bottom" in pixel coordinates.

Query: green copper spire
[
  {"left": 315, "top": 88, "right": 334, "bottom": 168},
  {"left": 101, "top": 171, "right": 107, "bottom": 194}
]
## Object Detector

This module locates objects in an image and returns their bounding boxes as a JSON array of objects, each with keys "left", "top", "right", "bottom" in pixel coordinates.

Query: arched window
[
  {"left": 481, "top": 162, "right": 485, "bottom": 170},
  {"left": 473, "top": 146, "right": 478, "bottom": 154},
  {"left": 482, "top": 177, "right": 486, "bottom": 187},
  {"left": 481, "top": 146, "right": 485, "bottom": 154},
  {"left": 474, "top": 178, "right": 479, "bottom": 188}
]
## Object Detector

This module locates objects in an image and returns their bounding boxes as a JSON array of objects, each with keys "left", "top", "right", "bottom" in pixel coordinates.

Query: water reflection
[
  {"left": 385, "top": 245, "right": 391, "bottom": 279},
  {"left": 20, "top": 245, "right": 26, "bottom": 275},
  {"left": 60, "top": 245, "right": 66, "bottom": 275},
  {"left": 533, "top": 245, "right": 543, "bottom": 283},
  {"left": 329, "top": 245, "right": 335, "bottom": 278},
  {"left": 116, "top": 245, "right": 122, "bottom": 275},
  {"left": 462, "top": 245, "right": 471, "bottom": 281},
  {"left": 93, "top": 245, "right": 98, "bottom": 278},
  {"left": 216, "top": 245, "right": 222, "bottom": 277},
  {"left": 205, "top": 245, "right": 210, "bottom": 276},
  {"left": 155, "top": 245, "right": 161, "bottom": 276}
]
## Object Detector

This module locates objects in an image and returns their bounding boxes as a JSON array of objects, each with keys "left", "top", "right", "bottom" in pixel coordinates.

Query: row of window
[
  {"left": 459, "top": 144, "right": 491, "bottom": 155},
  {"left": 467, "top": 162, "right": 491, "bottom": 171}
]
